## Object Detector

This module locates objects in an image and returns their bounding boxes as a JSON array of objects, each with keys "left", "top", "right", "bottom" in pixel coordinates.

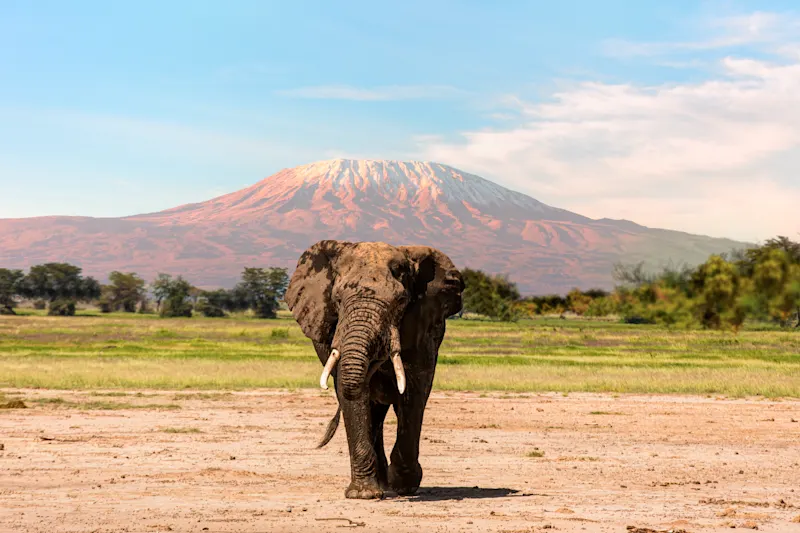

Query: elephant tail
[{"left": 316, "top": 405, "right": 341, "bottom": 448}]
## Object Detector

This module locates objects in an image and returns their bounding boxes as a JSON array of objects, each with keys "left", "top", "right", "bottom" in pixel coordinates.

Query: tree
[
  {"left": 626, "top": 282, "right": 694, "bottom": 328},
  {"left": 584, "top": 296, "right": 617, "bottom": 317},
  {"left": 106, "top": 271, "right": 146, "bottom": 312},
  {"left": 151, "top": 273, "right": 174, "bottom": 312},
  {"left": 736, "top": 236, "right": 800, "bottom": 276},
  {"left": 152, "top": 274, "right": 194, "bottom": 318},
  {"left": 743, "top": 248, "right": 800, "bottom": 327},
  {"left": 461, "top": 268, "right": 521, "bottom": 321},
  {"left": 195, "top": 289, "right": 235, "bottom": 318},
  {"left": 0, "top": 268, "right": 24, "bottom": 315},
  {"left": 690, "top": 255, "right": 747, "bottom": 331},
  {"left": 18, "top": 263, "right": 100, "bottom": 316},
  {"left": 566, "top": 288, "right": 593, "bottom": 316},
  {"left": 235, "top": 267, "right": 289, "bottom": 318},
  {"left": 612, "top": 261, "right": 654, "bottom": 286}
]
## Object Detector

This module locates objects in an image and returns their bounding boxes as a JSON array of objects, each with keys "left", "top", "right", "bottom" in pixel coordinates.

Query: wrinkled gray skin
[{"left": 285, "top": 240, "right": 464, "bottom": 499}]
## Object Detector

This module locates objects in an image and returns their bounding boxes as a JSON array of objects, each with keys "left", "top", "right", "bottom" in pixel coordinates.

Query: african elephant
[{"left": 285, "top": 240, "right": 464, "bottom": 499}]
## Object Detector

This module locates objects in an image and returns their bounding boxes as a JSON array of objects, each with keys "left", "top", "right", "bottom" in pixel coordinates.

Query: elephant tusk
[
  {"left": 391, "top": 352, "right": 406, "bottom": 395},
  {"left": 319, "top": 349, "right": 340, "bottom": 390},
  {"left": 388, "top": 325, "right": 405, "bottom": 394}
]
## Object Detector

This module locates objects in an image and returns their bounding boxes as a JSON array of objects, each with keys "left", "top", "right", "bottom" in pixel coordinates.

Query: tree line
[
  {"left": 0, "top": 264, "right": 289, "bottom": 319},
  {"left": 458, "top": 236, "right": 800, "bottom": 330},
  {"left": 2, "top": 235, "right": 798, "bottom": 329}
]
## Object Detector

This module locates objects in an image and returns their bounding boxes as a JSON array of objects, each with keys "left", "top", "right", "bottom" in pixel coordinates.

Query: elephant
[{"left": 285, "top": 240, "right": 464, "bottom": 499}]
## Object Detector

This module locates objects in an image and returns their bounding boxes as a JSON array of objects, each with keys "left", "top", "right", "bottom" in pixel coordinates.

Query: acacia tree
[
  {"left": 234, "top": 267, "right": 289, "bottom": 318},
  {"left": 151, "top": 274, "right": 194, "bottom": 317},
  {"left": 18, "top": 263, "right": 101, "bottom": 316},
  {"left": 102, "top": 271, "right": 146, "bottom": 312},
  {"left": 151, "top": 273, "right": 174, "bottom": 312},
  {"left": 0, "top": 268, "right": 24, "bottom": 315}
]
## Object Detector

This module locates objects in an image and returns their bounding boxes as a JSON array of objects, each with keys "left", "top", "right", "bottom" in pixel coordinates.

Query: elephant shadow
[{"left": 397, "top": 486, "right": 521, "bottom": 502}]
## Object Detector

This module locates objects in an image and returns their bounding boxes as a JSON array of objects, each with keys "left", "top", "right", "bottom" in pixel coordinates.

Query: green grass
[{"left": 1, "top": 313, "right": 799, "bottom": 397}]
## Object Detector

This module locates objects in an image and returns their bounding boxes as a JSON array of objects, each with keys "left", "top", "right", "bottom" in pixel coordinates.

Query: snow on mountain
[{"left": 0, "top": 159, "right": 747, "bottom": 293}]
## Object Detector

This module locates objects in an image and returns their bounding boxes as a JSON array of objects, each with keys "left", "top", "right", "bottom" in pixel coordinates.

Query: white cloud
[
  {"left": 602, "top": 11, "right": 800, "bottom": 57},
  {"left": 418, "top": 13, "right": 800, "bottom": 242},
  {"left": 276, "top": 84, "right": 465, "bottom": 101}
]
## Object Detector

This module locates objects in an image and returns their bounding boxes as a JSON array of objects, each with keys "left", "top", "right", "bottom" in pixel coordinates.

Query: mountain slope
[{"left": 0, "top": 159, "right": 748, "bottom": 293}]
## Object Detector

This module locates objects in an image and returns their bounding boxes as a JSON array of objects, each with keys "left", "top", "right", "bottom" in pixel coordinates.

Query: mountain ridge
[{"left": 0, "top": 159, "right": 748, "bottom": 294}]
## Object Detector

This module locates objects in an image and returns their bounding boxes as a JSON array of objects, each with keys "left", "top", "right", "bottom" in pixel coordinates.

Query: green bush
[
  {"left": 159, "top": 299, "right": 193, "bottom": 318},
  {"left": 195, "top": 299, "right": 226, "bottom": 318},
  {"left": 48, "top": 299, "right": 77, "bottom": 316}
]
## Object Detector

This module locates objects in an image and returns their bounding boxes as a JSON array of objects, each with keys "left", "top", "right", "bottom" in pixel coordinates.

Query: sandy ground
[{"left": 1, "top": 389, "right": 799, "bottom": 533}]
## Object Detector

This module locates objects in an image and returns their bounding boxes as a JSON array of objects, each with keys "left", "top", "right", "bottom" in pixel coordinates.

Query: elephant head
[{"left": 285, "top": 240, "right": 463, "bottom": 401}]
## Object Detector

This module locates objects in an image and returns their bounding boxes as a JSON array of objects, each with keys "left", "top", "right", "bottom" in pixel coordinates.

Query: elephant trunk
[{"left": 336, "top": 298, "right": 389, "bottom": 401}]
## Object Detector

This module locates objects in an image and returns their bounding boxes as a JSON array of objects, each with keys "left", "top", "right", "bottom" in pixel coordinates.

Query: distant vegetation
[
  {"left": 460, "top": 235, "right": 800, "bottom": 331},
  {"left": 0, "top": 264, "right": 289, "bottom": 320},
  {"left": 2, "top": 236, "right": 799, "bottom": 397},
  {"left": 1, "top": 235, "right": 799, "bottom": 331}
]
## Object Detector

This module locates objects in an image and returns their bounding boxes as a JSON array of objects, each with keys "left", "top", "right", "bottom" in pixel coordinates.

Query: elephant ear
[
  {"left": 400, "top": 246, "right": 464, "bottom": 320},
  {"left": 285, "top": 240, "right": 352, "bottom": 343}
]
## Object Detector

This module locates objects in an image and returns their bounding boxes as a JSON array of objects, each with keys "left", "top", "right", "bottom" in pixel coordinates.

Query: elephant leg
[
  {"left": 338, "top": 389, "right": 383, "bottom": 499},
  {"left": 388, "top": 378, "right": 432, "bottom": 495},
  {"left": 371, "top": 402, "right": 391, "bottom": 490}
]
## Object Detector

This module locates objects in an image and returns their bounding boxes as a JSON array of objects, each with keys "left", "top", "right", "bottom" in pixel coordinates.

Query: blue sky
[{"left": 1, "top": 1, "right": 799, "bottom": 242}]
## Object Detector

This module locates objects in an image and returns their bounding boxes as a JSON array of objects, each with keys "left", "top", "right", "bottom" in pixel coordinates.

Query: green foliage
[
  {"left": 607, "top": 237, "right": 800, "bottom": 331},
  {"left": 104, "top": 271, "right": 146, "bottom": 313},
  {"left": 234, "top": 267, "right": 289, "bottom": 319},
  {"left": 195, "top": 299, "right": 226, "bottom": 318},
  {"left": 566, "top": 288, "right": 593, "bottom": 316},
  {"left": 153, "top": 274, "right": 194, "bottom": 318},
  {"left": 461, "top": 268, "right": 521, "bottom": 321},
  {"left": 195, "top": 289, "right": 233, "bottom": 318},
  {"left": 18, "top": 263, "right": 100, "bottom": 316},
  {"left": 584, "top": 296, "right": 617, "bottom": 318},
  {"left": 628, "top": 283, "right": 694, "bottom": 328},
  {"left": 48, "top": 298, "right": 77, "bottom": 316},
  {"left": 742, "top": 248, "right": 800, "bottom": 326},
  {"left": 690, "top": 255, "right": 748, "bottom": 330},
  {"left": 0, "top": 268, "right": 24, "bottom": 315}
]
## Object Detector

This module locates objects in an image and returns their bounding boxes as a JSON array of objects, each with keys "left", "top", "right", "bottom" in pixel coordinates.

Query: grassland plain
[{"left": 1, "top": 311, "right": 799, "bottom": 397}]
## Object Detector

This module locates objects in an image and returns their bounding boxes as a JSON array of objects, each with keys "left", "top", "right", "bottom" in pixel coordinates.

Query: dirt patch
[{"left": 0, "top": 389, "right": 799, "bottom": 532}]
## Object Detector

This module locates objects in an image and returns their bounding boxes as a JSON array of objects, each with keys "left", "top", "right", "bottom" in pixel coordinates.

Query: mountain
[{"left": 0, "top": 159, "right": 748, "bottom": 294}]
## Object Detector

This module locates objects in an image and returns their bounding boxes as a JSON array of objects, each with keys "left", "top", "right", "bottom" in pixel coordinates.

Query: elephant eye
[{"left": 390, "top": 262, "right": 406, "bottom": 279}]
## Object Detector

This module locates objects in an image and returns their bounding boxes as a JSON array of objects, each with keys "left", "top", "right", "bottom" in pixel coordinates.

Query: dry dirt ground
[{"left": 2, "top": 389, "right": 800, "bottom": 533}]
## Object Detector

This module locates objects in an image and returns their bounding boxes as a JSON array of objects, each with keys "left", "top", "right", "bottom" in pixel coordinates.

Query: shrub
[
  {"left": 584, "top": 296, "right": 617, "bottom": 317},
  {"left": 160, "top": 299, "right": 193, "bottom": 318},
  {"left": 48, "top": 299, "right": 77, "bottom": 316},
  {"left": 195, "top": 299, "right": 226, "bottom": 318}
]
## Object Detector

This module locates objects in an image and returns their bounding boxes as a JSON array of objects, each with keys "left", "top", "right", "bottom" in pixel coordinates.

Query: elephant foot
[
  {"left": 345, "top": 479, "right": 384, "bottom": 500},
  {"left": 388, "top": 462, "right": 423, "bottom": 496}
]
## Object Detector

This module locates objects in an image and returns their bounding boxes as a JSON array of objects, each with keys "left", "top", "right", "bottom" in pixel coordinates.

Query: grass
[
  {"left": 0, "top": 313, "right": 799, "bottom": 397},
  {"left": 28, "top": 397, "right": 180, "bottom": 410},
  {"left": 159, "top": 427, "right": 202, "bottom": 434}
]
